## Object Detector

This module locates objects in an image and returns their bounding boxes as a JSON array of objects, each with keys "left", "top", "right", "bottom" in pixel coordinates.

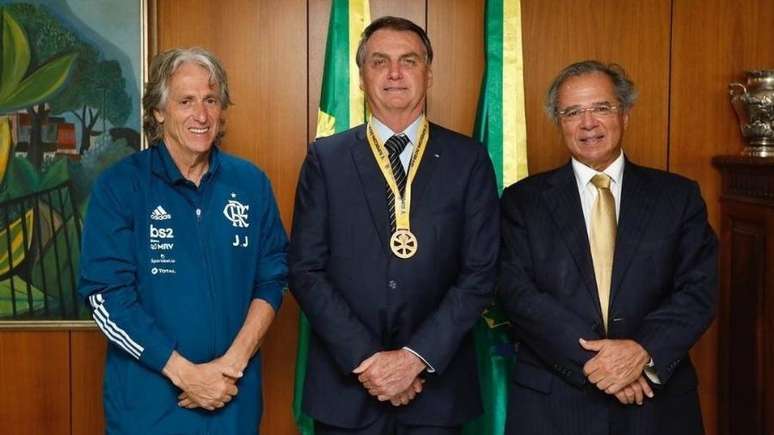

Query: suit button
[{"left": 388, "top": 280, "right": 397, "bottom": 289}]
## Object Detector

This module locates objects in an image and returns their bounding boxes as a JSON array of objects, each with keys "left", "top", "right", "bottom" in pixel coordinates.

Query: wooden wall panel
[
  {"left": 521, "top": 0, "right": 671, "bottom": 174},
  {"left": 71, "top": 330, "right": 106, "bottom": 435},
  {"left": 250, "top": 0, "right": 309, "bottom": 229},
  {"left": 427, "top": 0, "right": 485, "bottom": 134},
  {"left": 670, "top": 2, "right": 774, "bottom": 434},
  {"left": 0, "top": 331, "right": 69, "bottom": 435},
  {"left": 670, "top": 0, "right": 774, "bottom": 239},
  {"left": 307, "top": 0, "right": 330, "bottom": 144},
  {"left": 370, "top": 0, "right": 426, "bottom": 30},
  {"left": 251, "top": 3, "right": 308, "bottom": 433}
]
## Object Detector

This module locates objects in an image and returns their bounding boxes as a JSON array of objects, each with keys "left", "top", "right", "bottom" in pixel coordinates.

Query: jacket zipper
[{"left": 195, "top": 207, "right": 218, "bottom": 358}]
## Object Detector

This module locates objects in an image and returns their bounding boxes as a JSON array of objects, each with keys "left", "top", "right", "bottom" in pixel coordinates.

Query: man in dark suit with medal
[
  {"left": 499, "top": 60, "right": 717, "bottom": 435},
  {"left": 289, "top": 16, "right": 499, "bottom": 435}
]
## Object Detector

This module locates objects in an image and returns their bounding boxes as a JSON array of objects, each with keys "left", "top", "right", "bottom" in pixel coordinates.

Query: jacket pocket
[{"left": 511, "top": 360, "right": 553, "bottom": 394}]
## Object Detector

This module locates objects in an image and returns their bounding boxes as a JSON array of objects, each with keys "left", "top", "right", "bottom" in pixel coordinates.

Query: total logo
[
  {"left": 149, "top": 224, "right": 174, "bottom": 239},
  {"left": 151, "top": 267, "right": 176, "bottom": 275}
]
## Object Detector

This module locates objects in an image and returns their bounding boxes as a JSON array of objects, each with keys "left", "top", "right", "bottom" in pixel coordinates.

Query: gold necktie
[{"left": 590, "top": 174, "right": 616, "bottom": 330}]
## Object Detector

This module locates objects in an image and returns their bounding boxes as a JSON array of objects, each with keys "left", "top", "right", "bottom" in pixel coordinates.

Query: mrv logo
[
  {"left": 150, "top": 241, "right": 174, "bottom": 251},
  {"left": 149, "top": 224, "right": 175, "bottom": 239}
]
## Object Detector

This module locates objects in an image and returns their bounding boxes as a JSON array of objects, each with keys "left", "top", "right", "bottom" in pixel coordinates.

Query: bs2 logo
[{"left": 149, "top": 224, "right": 174, "bottom": 239}]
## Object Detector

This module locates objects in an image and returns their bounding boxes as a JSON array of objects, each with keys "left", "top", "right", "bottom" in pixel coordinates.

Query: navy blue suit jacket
[
  {"left": 498, "top": 160, "right": 717, "bottom": 435},
  {"left": 289, "top": 123, "right": 499, "bottom": 428}
]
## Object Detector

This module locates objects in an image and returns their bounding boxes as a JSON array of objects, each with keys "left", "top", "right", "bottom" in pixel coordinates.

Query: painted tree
[
  {"left": 4, "top": 3, "right": 79, "bottom": 169},
  {"left": 53, "top": 57, "right": 130, "bottom": 154},
  {"left": 0, "top": 8, "right": 76, "bottom": 188},
  {"left": 6, "top": 4, "right": 130, "bottom": 165}
]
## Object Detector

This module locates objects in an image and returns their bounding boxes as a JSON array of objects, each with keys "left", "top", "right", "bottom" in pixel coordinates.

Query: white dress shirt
[{"left": 370, "top": 115, "right": 422, "bottom": 172}]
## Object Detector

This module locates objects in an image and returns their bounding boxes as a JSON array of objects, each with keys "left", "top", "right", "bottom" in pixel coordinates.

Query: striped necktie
[
  {"left": 385, "top": 134, "right": 409, "bottom": 232},
  {"left": 590, "top": 173, "right": 616, "bottom": 330}
]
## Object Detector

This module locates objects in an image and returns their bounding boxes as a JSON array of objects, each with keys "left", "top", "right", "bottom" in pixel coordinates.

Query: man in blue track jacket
[{"left": 78, "top": 47, "right": 287, "bottom": 434}]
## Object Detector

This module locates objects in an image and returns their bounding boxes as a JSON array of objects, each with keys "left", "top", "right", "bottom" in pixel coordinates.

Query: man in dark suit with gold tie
[
  {"left": 499, "top": 60, "right": 717, "bottom": 435},
  {"left": 289, "top": 16, "right": 499, "bottom": 435}
]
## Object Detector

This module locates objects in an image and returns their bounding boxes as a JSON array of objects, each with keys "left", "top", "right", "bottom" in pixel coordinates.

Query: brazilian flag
[
  {"left": 293, "top": 1, "right": 370, "bottom": 433},
  {"left": 463, "top": 0, "right": 528, "bottom": 434}
]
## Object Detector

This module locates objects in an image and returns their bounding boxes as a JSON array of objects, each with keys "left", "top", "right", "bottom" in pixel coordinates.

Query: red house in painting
[
  {"left": 55, "top": 122, "right": 78, "bottom": 160},
  {"left": 10, "top": 112, "right": 80, "bottom": 161}
]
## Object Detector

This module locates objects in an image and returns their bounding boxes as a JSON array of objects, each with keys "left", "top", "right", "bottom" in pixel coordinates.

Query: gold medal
[
  {"left": 390, "top": 229, "right": 418, "bottom": 258},
  {"left": 366, "top": 116, "right": 429, "bottom": 259}
]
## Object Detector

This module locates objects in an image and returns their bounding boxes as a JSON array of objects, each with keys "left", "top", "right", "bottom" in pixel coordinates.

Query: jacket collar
[{"left": 151, "top": 142, "right": 221, "bottom": 185}]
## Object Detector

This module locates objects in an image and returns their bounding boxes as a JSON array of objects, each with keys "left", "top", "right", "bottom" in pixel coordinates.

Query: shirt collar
[
  {"left": 152, "top": 142, "right": 221, "bottom": 185},
  {"left": 369, "top": 114, "right": 424, "bottom": 146},
  {"left": 571, "top": 150, "right": 625, "bottom": 189}
]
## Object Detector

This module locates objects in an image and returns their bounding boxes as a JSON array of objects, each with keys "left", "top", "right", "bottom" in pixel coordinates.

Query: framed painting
[{"left": 0, "top": 0, "right": 148, "bottom": 326}]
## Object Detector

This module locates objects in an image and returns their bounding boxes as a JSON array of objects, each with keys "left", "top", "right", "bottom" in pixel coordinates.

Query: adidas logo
[{"left": 150, "top": 206, "right": 171, "bottom": 221}]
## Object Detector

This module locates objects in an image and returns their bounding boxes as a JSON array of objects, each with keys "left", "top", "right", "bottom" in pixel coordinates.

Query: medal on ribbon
[
  {"left": 390, "top": 229, "right": 418, "bottom": 259},
  {"left": 366, "top": 117, "right": 429, "bottom": 259}
]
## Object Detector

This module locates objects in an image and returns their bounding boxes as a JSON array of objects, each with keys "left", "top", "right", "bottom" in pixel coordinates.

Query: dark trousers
[{"left": 315, "top": 417, "right": 461, "bottom": 435}]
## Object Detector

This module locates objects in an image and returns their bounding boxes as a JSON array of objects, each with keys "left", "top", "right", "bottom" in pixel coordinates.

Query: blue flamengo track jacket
[{"left": 78, "top": 143, "right": 287, "bottom": 434}]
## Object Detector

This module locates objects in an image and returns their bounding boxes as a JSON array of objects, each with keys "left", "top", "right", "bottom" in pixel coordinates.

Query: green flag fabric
[
  {"left": 315, "top": 0, "right": 370, "bottom": 137},
  {"left": 474, "top": 0, "right": 528, "bottom": 192},
  {"left": 293, "top": 1, "right": 370, "bottom": 434},
  {"left": 463, "top": 0, "right": 528, "bottom": 434}
]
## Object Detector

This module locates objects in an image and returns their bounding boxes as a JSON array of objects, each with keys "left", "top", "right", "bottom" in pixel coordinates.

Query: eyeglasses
[{"left": 557, "top": 104, "right": 620, "bottom": 121}]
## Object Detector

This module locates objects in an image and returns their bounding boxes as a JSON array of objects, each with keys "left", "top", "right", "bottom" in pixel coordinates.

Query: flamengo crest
[{"left": 223, "top": 193, "right": 250, "bottom": 228}]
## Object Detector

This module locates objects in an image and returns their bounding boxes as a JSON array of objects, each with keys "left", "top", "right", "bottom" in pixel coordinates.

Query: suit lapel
[
  {"left": 350, "top": 126, "right": 390, "bottom": 250},
  {"left": 408, "top": 123, "right": 441, "bottom": 213},
  {"left": 542, "top": 164, "right": 600, "bottom": 312},
  {"left": 610, "top": 161, "right": 656, "bottom": 306}
]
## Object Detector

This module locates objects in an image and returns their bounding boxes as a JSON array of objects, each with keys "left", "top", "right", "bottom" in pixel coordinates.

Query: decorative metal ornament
[
  {"left": 390, "top": 229, "right": 418, "bottom": 259},
  {"left": 730, "top": 70, "right": 774, "bottom": 157}
]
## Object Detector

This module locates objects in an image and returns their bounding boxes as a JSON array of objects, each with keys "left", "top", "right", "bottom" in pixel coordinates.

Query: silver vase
[{"left": 729, "top": 70, "right": 774, "bottom": 157}]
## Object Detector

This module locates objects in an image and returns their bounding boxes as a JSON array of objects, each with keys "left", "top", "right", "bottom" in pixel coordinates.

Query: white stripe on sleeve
[{"left": 89, "top": 294, "right": 144, "bottom": 359}]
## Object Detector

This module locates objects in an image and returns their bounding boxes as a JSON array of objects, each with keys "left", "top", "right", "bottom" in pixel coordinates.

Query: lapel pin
[{"left": 434, "top": 153, "right": 440, "bottom": 158}]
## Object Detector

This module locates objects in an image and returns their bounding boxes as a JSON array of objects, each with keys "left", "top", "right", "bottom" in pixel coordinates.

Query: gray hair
[
  {"left": 545, "top": 60, "right": 637, "bottom": 123},
  {"left": 142, "top": 47, "right": 233, "bottom": 145},
  {"left": 355, "top": 16, "right": 434, "bottom": 69}
]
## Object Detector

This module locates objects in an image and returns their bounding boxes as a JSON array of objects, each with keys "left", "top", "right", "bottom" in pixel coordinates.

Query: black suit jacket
[
  {"left": 289, "top": 123, "right": 499, "bottom": 428},
  {"left": 498, "top": 160, "right": 717, "bottom": 435}
]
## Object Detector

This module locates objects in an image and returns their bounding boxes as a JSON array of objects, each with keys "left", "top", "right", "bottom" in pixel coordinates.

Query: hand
[
  {"left": 612, "top": 376, "right": 654, "bottom": 405},
  {"left": 389, "top": 377, "right": 425, "bottom": 407},
  {"left": 211, "top": 352, "right": 249, "bottom": 380},
  {"left": 353, "top": 349, "right": 426, "bottom": 401},
  {"left": 580, "top": 338, "right": 650, "bottom": 395},
  {"left": 176, "top": 354, "right": 245, "bottom": 410},
  {"left": 164, "top": 352, "right": 243, "bottom": 411}
]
